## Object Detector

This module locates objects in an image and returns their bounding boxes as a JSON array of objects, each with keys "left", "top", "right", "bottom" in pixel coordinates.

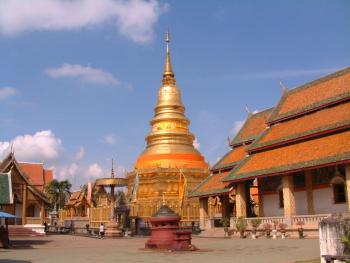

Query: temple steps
[{"left": 8, "top": 226, "right": 44, "bottom": 237}]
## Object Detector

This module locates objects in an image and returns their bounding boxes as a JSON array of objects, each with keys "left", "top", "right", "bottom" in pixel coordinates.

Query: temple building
[
  {"left": 0, "top": 152, "right": 50, "bottom": 233},
  {"left": 193, "top": 67, "right": 350, "bottom": 232},
  {"left": 127, "top": 32, "right": 209, "bottom": 223},
  {"left": 191, "top": 108, "right": 273, "bottom": 229},
  {"left": 64, "top": 190, "right": 90, "bottom": 218}
]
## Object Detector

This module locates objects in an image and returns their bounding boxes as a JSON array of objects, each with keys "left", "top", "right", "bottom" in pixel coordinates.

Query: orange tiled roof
[
  {"left": 224, "top": 129, "right": 350, "bottom": 182},
  {"left": 19, "top": 163, "right": 44, "bottom": 186},
  {"left": 268, "top": 67, "right": 350, "bottom": 123},
  {"left": 212, "top": 146, "right": 247, "bottom": 171},
  {"left": 66, "top": 191, "right": 85, "bottom": 207},
  {"left": 44, "top": 169, "right": 53, "bottom": 185},
  {"left": 249, "top": 101, "right": 350, "bottom": 151},
  {"left": 191, "top": 171, "right": 232, "bottom": 197},
  {"left": 231, "top": 108, "right": 273, "bottom": 146}
]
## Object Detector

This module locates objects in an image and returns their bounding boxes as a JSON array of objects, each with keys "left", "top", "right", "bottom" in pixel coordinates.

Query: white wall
[
  {"left": 263, "top": 188, "right": 348, "bottom": 216},
  {"left": 313, "top": 187, "right": 347, "bottom": 214},
  {"left": 262, "top": 194, "right": 284, "bottom": 216},
  {"left": 295, "top": 191, "right": 308, "bottom": 215}
]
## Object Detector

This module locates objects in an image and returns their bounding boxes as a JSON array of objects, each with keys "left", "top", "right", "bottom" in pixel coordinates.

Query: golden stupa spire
[
  {"left": 134, "top": 30, "right": 208, "bottom": 170},
  {"left": 162, "top": 30, "right": 175, "bottom": 85},
  {"left": 111, "top": 158, "right": 115, "bottom": 178}
]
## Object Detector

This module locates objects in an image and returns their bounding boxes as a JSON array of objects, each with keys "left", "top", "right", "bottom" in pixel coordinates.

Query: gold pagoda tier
[
  {"left": 128, "top": 32, "right": 209, "bottom": 222},
  {"left": 135, "top": 31, "right": 208, "bottom": 170}
]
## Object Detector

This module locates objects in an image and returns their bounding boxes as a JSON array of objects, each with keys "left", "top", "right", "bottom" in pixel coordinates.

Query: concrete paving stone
[{"left": 0, "top": 235, "right": 320, "bottom": 263}]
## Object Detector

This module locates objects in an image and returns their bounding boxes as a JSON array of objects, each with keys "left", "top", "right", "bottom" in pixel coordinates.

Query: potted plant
[
  {"left": 272, "top": 220, "right": 278, "bottom": 239},
  {"left": 341, "top": 229, "right": 350, "bottom": 254},
  {"left": 220, "top": 217, "right": 230, "bottom": 237},
  {"left": 296, "top": 221, "right": 304, "bottom": 239},
  {"left": 263, "top": 223, "right": 272, "bottom": 238},
  {"left": 235, "top": 217, "right": 247, "bottom": 238},
  {"left": 250, "top": 219, "right": 262, "bottom": 239},
  {"left": 278, "top": 223, "right": 287, "bottom": 239}
]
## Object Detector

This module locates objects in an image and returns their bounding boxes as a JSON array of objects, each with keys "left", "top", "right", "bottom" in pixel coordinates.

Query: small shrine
[
  {"left": 95, "top": 159, "right": 128, "bottom": 237},
  {"left": 145, "top": 204, "right": 194, "bottom": 251}
]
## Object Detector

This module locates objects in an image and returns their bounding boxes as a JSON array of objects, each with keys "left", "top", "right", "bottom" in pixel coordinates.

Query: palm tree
[{"left": 45, "top": 179, "right": 72, "bottom": 211}]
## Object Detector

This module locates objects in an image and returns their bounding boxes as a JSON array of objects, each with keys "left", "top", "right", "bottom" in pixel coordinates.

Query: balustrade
[{"left": 241, "top": 214, "right": 331, "bottom": 230}]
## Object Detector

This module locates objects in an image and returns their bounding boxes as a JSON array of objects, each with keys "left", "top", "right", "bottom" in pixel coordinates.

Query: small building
[
  {"left": 64, "top": 190, "right": 90, "bottom": 218},
  {"left": 0, "top": 153, "right": 50, "bottom": 231}
]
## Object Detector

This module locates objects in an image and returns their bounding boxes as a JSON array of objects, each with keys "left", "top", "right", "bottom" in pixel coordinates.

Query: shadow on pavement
[
  {"left": 8, "top": 239, "right": 51, "bottom": 249},
  {"left": 0, "top": 260, "right": 32, "bottom": 263}
]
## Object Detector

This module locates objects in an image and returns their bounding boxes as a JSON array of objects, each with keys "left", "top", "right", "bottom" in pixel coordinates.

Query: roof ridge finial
[
  {"left": 245, "top": 104, "right": 252, "bottom": 116},
  {"left": 10, "top": 142, "right": 14, "bottom": 155},
  {"left": 279, "top": 80, "right": 289, "bottom": 94},
  {"left": 111, "top": 158, "right": 115, "bottom": 178},
  {"left": 162, "top": 29, "right": 175, "bottom": 85}
]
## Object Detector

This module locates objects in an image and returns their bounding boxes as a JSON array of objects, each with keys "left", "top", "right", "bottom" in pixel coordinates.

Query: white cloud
[
  {"left": 0, "top": 0, "right": 167, "bottom": 44},
  {"left": 0, "top": 130, "right": 63, "bottom": 162},
  {"left": 193, "top": 138, "right": 200, "bottom": 150},
  {"left": 102, "top": 134, "right": 118, "bottom": 145},
  {"left": 231, "top": 120, "right": 245, "bottom": 135},
  {"left": 46, "top": 63, "right": 120, "bottom": 85},
  {"left": 0, "top": 87, "right": 18, "bottom": 99},
  {"left": 87, "top": 163, "right": 104, "bottom": 178},
  {"left": 74, "top": 146, "right": 85, "bottom": 160},
  {"left": 59, "top": 163, "right": 79, "bottom": 180}
]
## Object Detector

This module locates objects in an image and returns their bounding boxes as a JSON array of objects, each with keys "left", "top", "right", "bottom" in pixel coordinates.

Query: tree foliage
[{"left": 44, "top": 179, "right": 72, "bottom": 211}]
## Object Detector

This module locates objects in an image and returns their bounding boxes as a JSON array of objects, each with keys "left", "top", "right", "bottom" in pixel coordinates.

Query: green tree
[{"left": 45, "top": 179, "right": 72, "bottom": 211}]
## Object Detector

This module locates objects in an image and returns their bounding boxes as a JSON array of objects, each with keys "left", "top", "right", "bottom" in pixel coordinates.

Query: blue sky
[{"left": 0, "top": 0, "right": 349, "bottom": 189}]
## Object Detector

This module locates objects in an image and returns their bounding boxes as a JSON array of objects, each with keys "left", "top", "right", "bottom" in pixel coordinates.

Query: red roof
[
  {"left": 44, "top": 169, "right": 53, "bottom": 185},
  {"left": 249, "top": 101, "right": 350, "bottom": 152},
  {"left": 268, "top": 67, "right": 350, "bottom": 123},
  {"left": 231, "top": 108, "right": 273, "bottom": 146},
  {"left": 212, "top": 146, "right": 247, "bottom": 171},
  {"left": 19, "top": 163, "right": 54, "bottom": 191},
  {"left": 191, "top": 171, "right": 232, "bottom": 197},
  {"left": 19, "top": 163, "right": 44, "bottom": 186},
  {"left": 225, "top": 129, "right": 350, "bottom": 182}
]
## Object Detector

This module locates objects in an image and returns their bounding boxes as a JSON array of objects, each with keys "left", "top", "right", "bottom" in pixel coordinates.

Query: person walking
[{"left": 99, "top": 223, "right": 105, "bottom": 239}]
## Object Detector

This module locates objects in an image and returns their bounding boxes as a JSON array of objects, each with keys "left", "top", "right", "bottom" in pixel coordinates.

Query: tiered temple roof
[
  {"left": 224, "top": 67, "right": 350, "bottom": 183},
  {"left": 267, "top": 67, "right": 350, "bottom": 124},
  {"left": 65, "top": 190, "right": 89, "bottom": 208},
  {"left": 0, "top": 153, "right": 49, "bottom": 204},
  {"left": 19, "top": 163, "right": 53, "bottom": 191},
  {"left": 191, "top": 109, "right": 273, "bottom": 197},
  {"left": 231, "top": 108, "right": 274, "bottom": 147}
]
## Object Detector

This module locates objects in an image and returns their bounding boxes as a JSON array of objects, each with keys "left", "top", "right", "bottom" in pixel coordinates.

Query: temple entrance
[{"left": 27, "top": 205, "right": 35, "bottom": 217}]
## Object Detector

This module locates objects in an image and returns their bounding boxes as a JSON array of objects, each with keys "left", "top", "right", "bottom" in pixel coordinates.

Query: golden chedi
[{"left": 128, "top": 32, "right": 209, "bottom": 222}]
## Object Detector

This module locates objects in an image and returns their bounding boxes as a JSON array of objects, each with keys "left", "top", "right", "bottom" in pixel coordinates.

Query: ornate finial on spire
[
  {"left": 279, "top": 80, "right": 288, "bottom": 94},
  {"left": 162, "top": 29, "right": 175, "bottom": 85},
  {"left": 111, "top": 158, "right": 115, "bottom": 178}
]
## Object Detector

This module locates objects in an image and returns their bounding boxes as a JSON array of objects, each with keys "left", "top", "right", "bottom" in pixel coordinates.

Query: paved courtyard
[{"left": 0, "top": 235, "right": 320, "bottom": 263}]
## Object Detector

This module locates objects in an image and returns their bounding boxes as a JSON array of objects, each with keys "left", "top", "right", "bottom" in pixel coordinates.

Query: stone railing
[
  {"left": 244, "top": 216, "right": 285, "bottom": 229},
  {"left": 241, "top": 214, "right": 331, "bottom": 230},
  {"left": 292, "top": 214, "right": 330, "bottom": 229}
]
